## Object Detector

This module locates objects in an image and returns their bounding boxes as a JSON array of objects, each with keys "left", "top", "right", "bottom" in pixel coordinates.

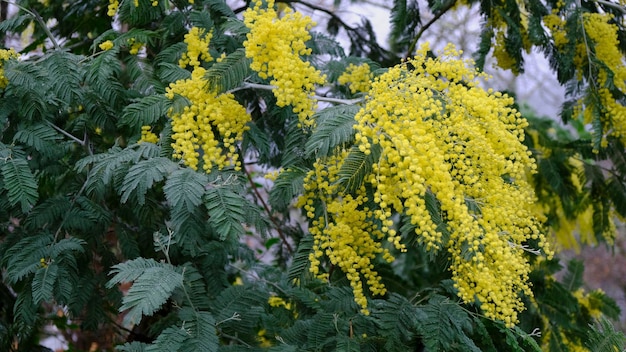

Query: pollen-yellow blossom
[
  {"left": 0, "top": 48, "right": 19, "bottom": 89},
  {"left": 127, "top": 38, "right": 144, "bottom": 55},
  {"left": 107, "top": 0, "right": 119, "bottom": 16},
  {"left": 179, "top": 27, "right": 213, "bottom": 69},
  {"left": 579, "top": 13, "right": 626, "bottom": 145},
  {"left": 99, "top": 40, "right": 114, "bottom": 51},
  {"left": 139, "top": 126, "right": 159, "bottom": 144},
  {"left": 302, "top": 43, "right": 549, "bottom": 326},
  {"left": 165, "top": 66, "right": 250, "bottom": 172},
  {"left": 243, "top": 0, "right": 326, "bottom": 128},
  {"left": 298, "top": 151, "right": 402, "bottom": 315},
  {"left": 338, "top": 63, "right": 373, "bottom": 94}
]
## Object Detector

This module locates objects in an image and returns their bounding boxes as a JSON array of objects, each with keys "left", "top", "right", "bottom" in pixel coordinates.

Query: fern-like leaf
[
  {"left": 204, "top": 187, "right": 246, "bottom": 240},
  {"left": 335, "top": 335, "right": 360, "bottom": 352},
  {"left": 607, "top": 177, "right": 626, "bottom": 218},
  {"left": 41, "top": 51, "right": 84, "bottom": 107},
  {"left": 562, "top": 259, "right": 584, "bottom": 291},
  {"left": 372, "top": 293, "right": 422, "bottom": 350},
  {"left": 13, "top": 123, "right": 62, "bottom": 152},
  {"left": 269, "top": 167, "right": 307, "bottom": 212},
  {"left": 210, "top": 285, "right": 266, "bottom": 334},
  {"left": 120, "top": 157, "right": 177, "bottom": 205},
  {"left": 76, "top": 144, "right": 160, "bottom": 198},
  {"left": 1, "top": 157, "right": 39, "bottom": 213},
  {"left": 145, "top": 326, "right": 188, "bottom": 352},
  {"left": 117, "top": 342, "right": 147, "bottom": 352},
  {"left": 307, "top": 313, "right": 335, "bottom": 348},
  {"left": 107, "top": 258, "right": 164, "bottom": 285},
  {"left": 204, "top": 48, "right": 251, "bottom": 92},
  {"left": 587, "top": 290, "right": 621, "bottom": 320},
  {"left": 164, "top": 168, "right": 208, "bottom": 212},
  {"left": 178, "top": 308, "right": 219, "bottom": 352},
  {"left": 417, "top": 294, "right": 480, "bottom": 352},
  {"left": 108, "top": 258, "right": 184, "bottom": 326},
  {"left": 335, "top": 144, "right": 381, "bottom": 194},
  {"left": 287, "top": 235, "right": 314, "bottom": 282},
  {"left": 307, "top": 32, "right": 346, "bottom": 58},
  {"left": 584, "top": 317, "right": 626, "bottom": 352},
  {"left": 3, "top": 234, "right": 52, "bottom": 284},
  {"left": 120, "top": 95, "right": 171, "bottom": 128},
  {"left": 31, "top": 264, "right": 58, "bottom": 305},
  {"left": 189, "top": 10, "right": 214, "bottom": 31},
  {"left": 305, "top": 105, "right": 359, "bottom": 157}
]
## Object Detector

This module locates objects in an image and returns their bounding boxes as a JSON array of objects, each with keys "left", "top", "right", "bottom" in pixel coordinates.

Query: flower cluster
[
  {"left": 297, "top": 152, "right": 400, "bottom": 314},
  {"left": 349, "top": 43, "right": 549, "bottom": 326},
  {"left": 139, "top": 126, "right": 159, "bottom": 144},
  {"left": 580, "top": 13, "right": 626, "bottom": 145},
  {"left": 268, "top": 296, "right": 292, "bottom": 309},
  {"left": 488, "top": 9, "right": 531, "bottom": 73},
  {"left": 134, "top": 0, "right": 159, "bottom": 6},
  {"left": 99, "top": 40, "right": 114, "bottom": 51},
  {"left": 166, "top": 66, "right": 250, "bottom": 171},
  {"left": 179, "top": 27, "right": 213, "bottom": 69},
  {"left": 338, "top": 63, "right": 373, "bottom": 94},
  {"left": 107, "top": 0, "right": 119, "bottom": 17},
  {"left": 165, "top": 27, "right": 249, "bottom": 172},
  {"left": 528, "top": 151, "right": 617, "bottom": 252},
  {"left": 0, "top": 48, "right": 19, "bottom": 89},
  {"left": 243, "top": 0, "right": 326, "bottom": 128},
  {"left": 127, "top": 38, "right": 143, "bottom": 55}
]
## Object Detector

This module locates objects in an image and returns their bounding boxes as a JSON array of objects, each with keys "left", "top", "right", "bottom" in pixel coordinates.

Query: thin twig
[
  {"left": 405, "top": 0, "right": 457, "bottom": 60},
  {"left": 228, "top": 264, "right": 289, "bottom": 295},
  {"left": 593, "top": 0, "right": 626, "bottom": 12},
  {"left": 232, "top": 82, "right": 364, "bottom": 105},
  {"left": 217, "top": 330, "right": 252, "bottom": 347},
  {"left": 30, "top": 8, "right": 60, "bottom": 50},
  {"left": 243, "top": 165, "right": 294, "bottom": 254},
  {"left": 278, "top": 0, "right": 394, "bottom": 59},
  {"left": 1, "top": 1, "right": 60, "bottom": 50},
  {"left": 45, "top": 120, "right": 85, "bottom": 146}
]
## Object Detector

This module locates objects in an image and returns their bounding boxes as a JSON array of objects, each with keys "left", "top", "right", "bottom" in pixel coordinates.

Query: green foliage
[
  {"left": 1, "top": 156, "right": 39, "bottom": 213},
  {"left": 108, "top": 258, "right": 184, "bottom": 325},
  {"left": 336, "top": 144, "right": 381, "bottom": 193},
  {"left": 305, "top": 105, "right": 360, "bottom": 157},
  {"left": 0, "top": 0, "right": 625, "bottom": 351},
  {"left": 204, "top": 49, "right": 252, "bottom": 92},
  {"left": 585, "top": 317, "right": 626, "bottom": 352}
]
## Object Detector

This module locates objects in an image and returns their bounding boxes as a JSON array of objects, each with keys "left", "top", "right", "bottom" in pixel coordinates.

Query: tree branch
[
  {"left": 405, "top": 0, "right": 457, "bottom": 60},
  {"left": 277, "top": 0, "right": 395, "bottom": 60},
  {"left": 593, "top": 0, "right": 626, "bottom": 12},
  {"left": 242, "top": 165, "right": 294, "bottom": 254},
  {"left": 2, "top": 1, "right": 60, "bottom": 50},
  {"left": 232, "top": 82, "right": 364, "bottom": 105},
  {"left": 45, "top": 120, "right": 85, "bottom": 146}
]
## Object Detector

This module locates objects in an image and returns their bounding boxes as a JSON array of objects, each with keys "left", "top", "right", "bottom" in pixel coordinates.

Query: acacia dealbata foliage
[{"left": 0, "top": 0, "right": 626, "bottom": 350}]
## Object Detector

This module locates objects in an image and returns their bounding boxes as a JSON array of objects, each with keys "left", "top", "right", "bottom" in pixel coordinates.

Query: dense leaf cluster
[{"left": 0, "top": 0, "right": 625, "bottom": 351}]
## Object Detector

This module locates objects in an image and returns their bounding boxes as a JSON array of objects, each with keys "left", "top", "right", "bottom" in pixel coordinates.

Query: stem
[
  {"left": 46, "top": 120, "right": 84, "bottom": 146},
  {"left": 30, "top": 8, "right": 60, "bottom": 50},
  {"left": 233, "top": 82, "right": 364, "bottom": 105},
  {"left": 1, "top": 1, "right": 60, "bottom": 50},
  {"left": 277, "top": 0, "right": 394, "bottom": 59},
  {"left": 217, "top": 330, "right": 252, "bottom": 347},
  {"left": 593, "top": 0, "right": 626, "bottom": 12},
  {"left": 405, "top": 0, "right": 457, "bottom": 60},
  {"left": 243, "top": 165, "right": 294, "bottom": 254},
  {"left": 228, "top": 264, "right": 289, "bottom": 295},
  {"left": 180, "top": 267, "right": 198, "bottom": 313}
]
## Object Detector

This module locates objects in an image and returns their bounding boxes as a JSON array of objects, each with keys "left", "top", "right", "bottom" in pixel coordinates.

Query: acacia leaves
[
  {"left": 108, "top": 258, "right": 184, "bottom": 325},
  {"left": 1, "top": 0, "right": 625, "bottom": 350},
  {"left": 1, "top": 156, "right": 38, "bottom": 213}
]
